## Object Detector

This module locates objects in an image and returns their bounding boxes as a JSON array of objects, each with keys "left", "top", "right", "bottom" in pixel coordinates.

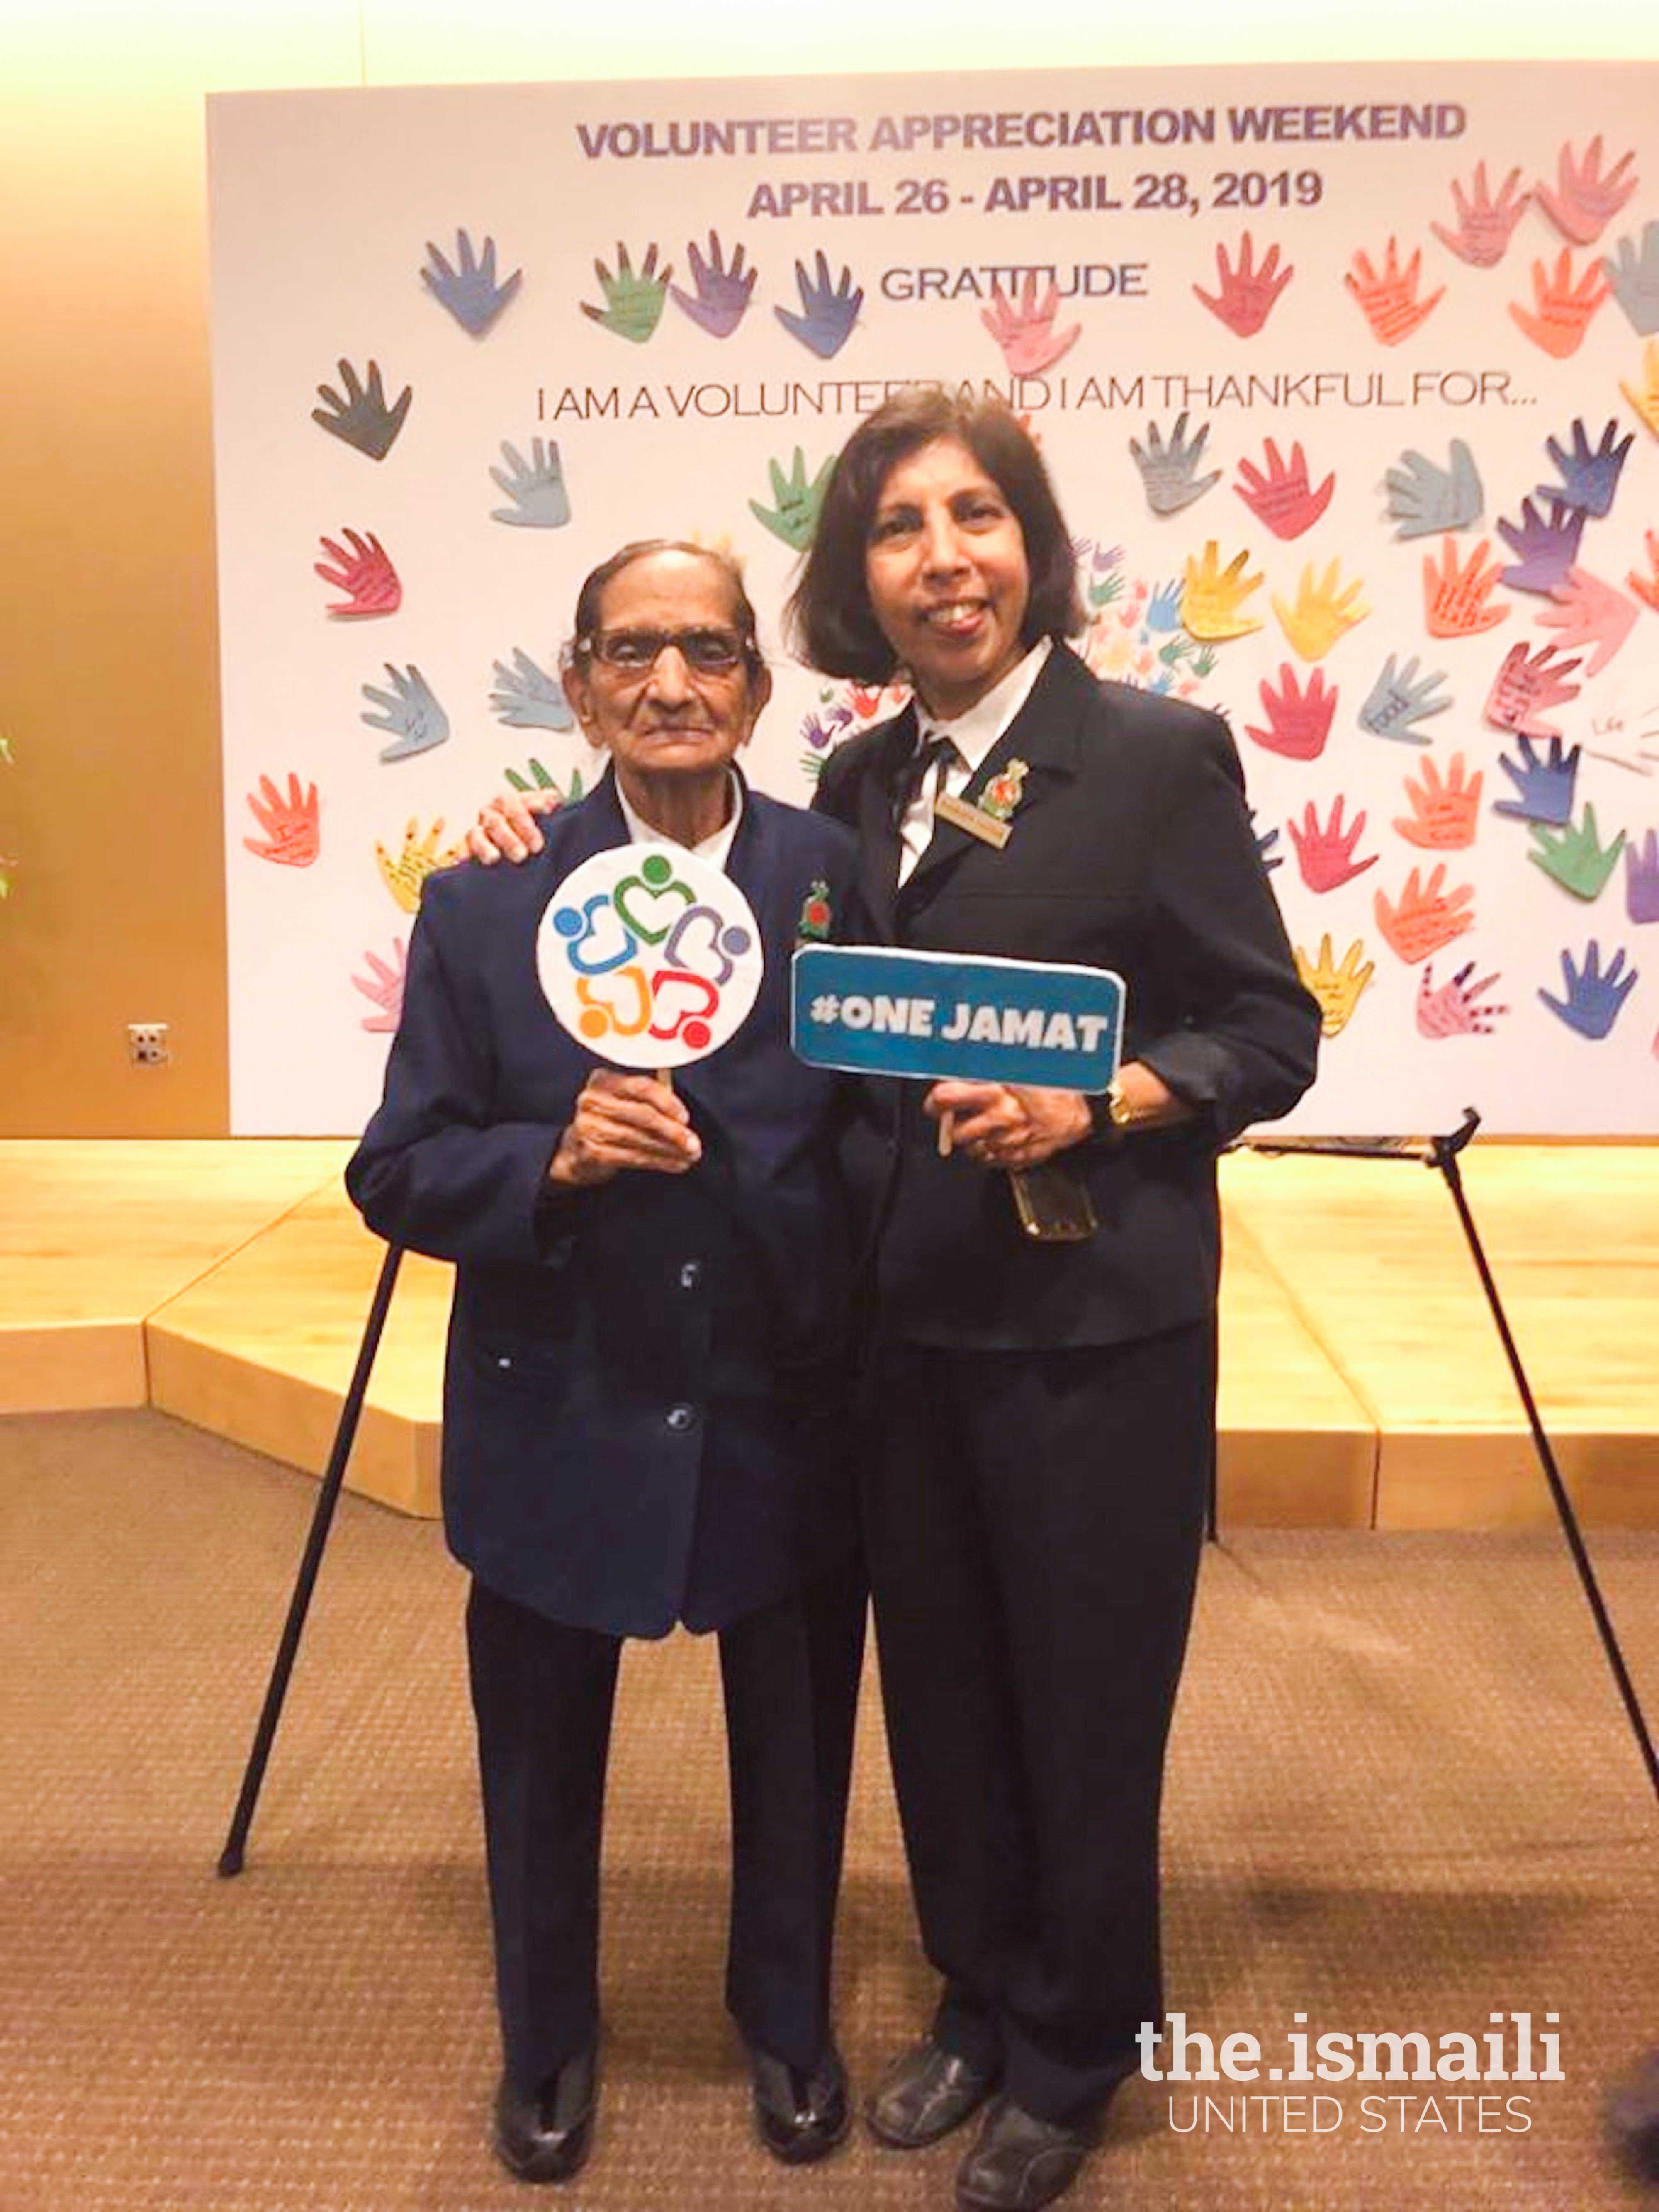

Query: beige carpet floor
[{"left": 2, "top": 1408, "right": 1655, "bottom": 2210}]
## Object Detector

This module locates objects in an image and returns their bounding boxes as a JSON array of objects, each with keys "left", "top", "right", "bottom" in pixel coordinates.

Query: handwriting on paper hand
[
  {"left": 311, "top": 358, "right": 411, "bottom": 461},
  {"left": 1374, "top": 864, "right": 1475, "bottom": 964},
  {"left": 749, "top": 447, "right": 835, "bottom": 550},
  {"left": 669, "top": 231, "right": 757, "bottom": 338},
  {"left": 351, "top": 941, "right": 407, "bottom": 1033},
  {"left": 981, "top": 273, "right": 1080, "bottom": 375},
  {"left": 1385, "top": 440, "right": 1482, "bottom": 540},
  {"left": 1537, "top": 569, "right": 1637, "bottom": 677},
  {"left": 1360, "top": 654, "right": 1450, "bottom": 746},
  {"left": 1528, "top": 806, "right": 1626, "bottom": 900},
  {"left": 1535, "top": 135, "right": 1638, "bottom": 247},
  {"left": 1423, "top": 537, "right": 1509, "bottom": 638},
  {"left": 490, "top": 647, "right": 574, "bottom": 731},
  {"left": 1273, "top": 560, "right": 1368, "bottom": 661},
  {"left": 361, "top": 664, "right": 450, "bottom": 763},
  {"left": 1509, "top": 249, "right": 1609, "bottom": 358},
  {"left": 1293, "top": 934, "right": 1374, "bottom": 1037},
  {"left": 1484, "top": 642, "right": 1582, "bottom": 742},
  {"left": 1538, "top": 939, "right": 1638, "bottom": 1039},
  {"left": 1129, "top": 414, "right": 1220, "bottom": 516},
  {"left": 1192, "top": 232, "right": 1293, "bottom": 336},
  {"left": 1492, "top": 734, "right": 1580, "bottom": 825},
  {"left": 421, "top": 229, "right": 521, "bottom": 336},
  {"left": 375, "top": 817, "right": 461, "bottom": 915},
  {"left": 1394, "top": 753, "right": 1481, "bottom": 850},
  {"left": 1602, "top": 220, "right": 1659, "bottom": 337},
  {"left": 490, "top": 438, "right": 571, "bottom": 528},
  {"left": 1288, "top": 795, "right": 1377, "bottom": 893},
  {"left": 1430, "top": 162, "right": 1529, "bottom": 268},
  {"left": 1416, "top": 961, "right": 1508, "bottom": 1038},
  {"left": 1182, "top": 540, "right": 1264, "bottom": 640},
  {"left": 775, "top": 251, "right": 862, "bottom": 358},
  {"left": 1233, "top": 438, "right": 1333, "bottom": 540},
  {"left": 1345, "top": 237, "right": 1445, "bottom": 346},
  {"left": 243, "top": 773, "right": 319, "bottom": 867},
  {"left": 582, "top": 242, "right": 671, "bottom": 343},
  {"left": 314, "top": 528, "right": 401, "bottom": 617}
]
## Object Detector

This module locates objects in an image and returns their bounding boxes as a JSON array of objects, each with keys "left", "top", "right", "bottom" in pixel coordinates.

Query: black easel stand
[
  {"left": 217, "top": 1241, "right": 405, "bottom": 1876},
  {"left": 1236, "top": 1107, "right": 1657, "bottom": 1807}
]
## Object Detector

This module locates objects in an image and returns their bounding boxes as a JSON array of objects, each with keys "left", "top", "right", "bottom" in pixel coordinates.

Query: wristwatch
[{"left": 1087, "top": 1078, "right": 1136, "bottom": 1140}]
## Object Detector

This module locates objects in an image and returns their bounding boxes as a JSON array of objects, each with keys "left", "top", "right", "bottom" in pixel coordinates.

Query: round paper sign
[{"left": 536, "top": 843, "right": 764, "bottom": 1070}]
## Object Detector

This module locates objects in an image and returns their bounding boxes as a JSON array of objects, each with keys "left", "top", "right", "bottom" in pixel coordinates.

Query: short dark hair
[
  {"left": 783, "top": 392, "right": 1084, "bottom": 682},
  {"left": 569, "top": 540, "right": 764, "bottom": 671}
]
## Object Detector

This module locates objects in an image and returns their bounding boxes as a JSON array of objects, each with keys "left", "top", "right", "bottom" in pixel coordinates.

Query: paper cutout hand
[
  {"left": 670, "top": 231, "right": 756, "bottom": 338},
  {"left": 1484, "top": 642, "right": 1582, "bottom": 742},
  {"left": 1537, "top": 417, "right": 1633, "bottom": 519},
  {"left": 1130, "top": 414, "right": 1221, "bottom": 516},
  {"left": 1619, "top": 340, "right": 1659, "bottom": 438},
  {"left": 1384, "top": 440, "right": 1482, "bottom": 540},
  {"left": 1508, "top": 250, "right": 1609, "bottom": 358},
  {"left": 242, "top": 773, "right": 319, "bottom": 866},
  {"left": 351, "top": 941, "right": 406, "bottom": 1033},
  {"left": 1244, "top": 665, "right": 1334, "bottom": 759},
  {"left": 1182, "top": 540, "right": 1264, "bottom": 639},
  {"left": 1430, "top": 162, "right": 1529, "bottom": 268},
  {"left": 1423, "top": 537, "right": 1509, "bottom": 638},
  {"left": 490, "top": 438, "right": 571, "bottom": 528},
  {"left": 1625, "top": 830, "right": 1659, "bottom": 924},
  {"left": 1345, "top": 238, "right": 1444, "bottom": 346},
  {"left": 1288, "top": 795, "right": 1377, "bottom": 892},
  {"left": 1585, "top": 696, "right": 1659, "bottom": 775},
  {"left": 1249, "top": 809, "right": 1283, "bottom": 874},
  {"left": 1492, "top": 735, "right": 1580, "bottom": 825},
  {"left": 775, "top": 252, "right": 862, "bottom": 358},
  {"left": 981, "top": 273, "right": 1080, "bottom": 375},
  {"left": 1528, "top": 805, "right": 1626, "bottom": 900},
  {"left": 1496, "top": 497, "right": 1585, "bottom": 595},
  {"left": 504, "top": 759, "right": 582, "bottom": 808},
  {"left": 1394, "top": 753, "right": 1481, "bottom": 850},
  {"left": 1416, "top": 961, "right": 1508, "bottom": 1037},
  {"left": 1143, "top": 578, "right": 1184, "bottom": 632},
  {"left": 361, "top": 664, "right": 450, "bottom": 762},
  {"left": 1293, "top": 934, "right": 1374, "bottom": 1037},
  {"left": 1538, "top": 940, "right": 1638, "bottom": 1038},
  {"left": 1360, "top": 654, "right": 1450, "bottom": 745},
  {"left": 1537, "top": 568, "right": 1637, "bottom": 676},
  {"left": 1273, "top": 560, "right": 1368, "bottom": 660},
  {"left": 421, "top": 230, "right": 521, "bottom": 336},
  {"left": 749, "top": 447, "right": 835, "bottom": 550},
  {"left": 1602, "top": 221, "right": 1659, "bottom": 337},
  {"left": 1192, "top": 232, "right": 1292, "bottom": 336},
  {"left": 1374, "top": 864, "right": 1475, "bottom": 963},
  {"left": 1535, "top": 135, "right": 1638, "bottom": 247},
  {"left": 311, "top": 358, "right": 411, "bottom": 461},
  {"left": 490, "top": 647, "right": 574, "bottom": 730},
  {"left": 1234, "top": 438, "right": 1333, "bottom": 539},
  {"left": 375, "top": 817, "right": 460, "bottom": 913},
  {"left": 1630, "top": 530, "right": 1659, "bottom": 613},
  {"left": 582, "top": 242, "right": 671, "bottom": 343},
  {"left": 314, "top": 528, "right": 401, "bottom": 616}
]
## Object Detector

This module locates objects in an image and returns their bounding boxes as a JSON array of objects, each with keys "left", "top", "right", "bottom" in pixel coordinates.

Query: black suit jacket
[
  {"left": 812, "top": 644, "right": 1319, "bottom": 1350},
  {"left": 347, "top": 772, "right": 862, "bottom": 1638}
]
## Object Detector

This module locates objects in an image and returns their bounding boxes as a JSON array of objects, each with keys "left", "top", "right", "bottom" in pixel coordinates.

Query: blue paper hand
[
  {"left": 1536, "top": 416, "right": 1633, "bottom": 519},
  {"left": 311, "top": 358, "right": 412, "bottom": 461},
  {"left": 1492, "top": 734, "right": 1580, "bottom": 825},
  {"left": 1359, "top": 654, "right": 1452, "bottom": 745},
  {"left": 670, "top": 231, "right": 757, "bottom": 338},
  {"left": 1383, "top": 440, "right": 1483, "bottom": 539},
  {"left": 1144, "top": 579, "right": 1185, "bottom": 633},
  {"left": 490, "top": 438, "right": 571, "bottom": 528},
  {"left": 1496, "top": 496, "right": 1586, "bottom": 595},
  {"left": 1602, "top": 219, "right": 1659, "bottom": 336},
  {"left": 1538, "top": 939, "right": 1638, "bottom": 1039},
  {"left": 1249, "top": 810, "right": 1283, "bottom": 874},
  {"left": 361, "top": 664, "right": 450, "bottom": 762},
  {"left": 490, "top": 647, "right": 574, "bottom": 730},
  {"left": 421, "top": 229, "right": 522, "bottom": 336},
  {"left": 775, "top": 251, "right": 862, "bottom": 358}
]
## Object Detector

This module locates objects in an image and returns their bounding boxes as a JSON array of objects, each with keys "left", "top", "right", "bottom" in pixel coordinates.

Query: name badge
[{"left": 934, "top": 791, "right": 1011, "bottom": 849}]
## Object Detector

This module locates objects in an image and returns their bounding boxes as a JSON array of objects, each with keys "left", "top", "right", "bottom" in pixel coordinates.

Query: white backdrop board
[{"left": 208, "top": 63, "right": 1659, "bottom": 1134}]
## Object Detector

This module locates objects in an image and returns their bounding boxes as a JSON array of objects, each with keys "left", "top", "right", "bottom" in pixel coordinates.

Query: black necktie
[{"left": 891, "top": 732, "right": 956, "bottom": 831}]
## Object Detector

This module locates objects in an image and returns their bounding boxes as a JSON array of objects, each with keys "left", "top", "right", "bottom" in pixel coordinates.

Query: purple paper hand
[
  {"left": 1496, "top": 497, "right": 1585, "bottom": 596},
  {"left": 1416, "top": 961, "right": 1508, "bottom": 1038},
  {"left": 669, "top": 231, "right": 757, "bottom": 338}
]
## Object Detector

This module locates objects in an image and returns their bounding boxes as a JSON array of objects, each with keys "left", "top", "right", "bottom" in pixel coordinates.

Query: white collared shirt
[
  {"left": 896, "top": 638, "right": 1051, "bottom": 886},
  {"left": 616, "top": 769, "right": 743, "bottom": 871}
]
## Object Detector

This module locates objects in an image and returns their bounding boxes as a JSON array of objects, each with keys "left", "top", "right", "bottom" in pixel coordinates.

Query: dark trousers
[
  {"left": 864, "top": 1328, "right": 1210, "bottom": 2125},
  {"left": 465, "top": 1558, "right": 865, "bottom": 2095}
]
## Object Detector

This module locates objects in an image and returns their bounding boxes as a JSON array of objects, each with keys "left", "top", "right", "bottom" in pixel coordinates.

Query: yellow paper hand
[
  {"left": 1293, "top": 934, "right": 1375, "bottom": 1037},
  {"left": 1181, "top": 540, "right": 1265, "bottom": 640},
  {"left": 1272, "top": 560, "right": 1370, "bottom": 660},
  {"left": 375, "top": 815, "right": 462, "bottom": 914}
]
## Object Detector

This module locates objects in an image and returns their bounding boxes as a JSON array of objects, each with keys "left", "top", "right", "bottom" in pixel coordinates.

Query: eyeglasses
[{"left": 581, "top": 627, "right": 752, "bottom": 676}]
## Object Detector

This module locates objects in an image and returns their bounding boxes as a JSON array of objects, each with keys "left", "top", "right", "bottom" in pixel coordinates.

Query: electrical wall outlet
[{"left": 127, "top": 1022, "right": 170, "bottom": 1067}]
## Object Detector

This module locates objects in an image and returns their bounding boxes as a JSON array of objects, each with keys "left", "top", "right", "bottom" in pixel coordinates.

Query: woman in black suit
[{"left": 787, "top": 393, "right": 1319, "bottom": 2212}]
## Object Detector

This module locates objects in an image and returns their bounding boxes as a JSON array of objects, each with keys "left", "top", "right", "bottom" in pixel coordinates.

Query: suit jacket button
[{"left": 665, "top": 1403, "right": 698, "bottom": 1433}]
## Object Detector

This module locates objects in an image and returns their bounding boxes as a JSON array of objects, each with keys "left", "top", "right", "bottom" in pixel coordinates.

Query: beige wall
[{"left": 2, "top": 2, "right": 1655, "bottom": 1134}]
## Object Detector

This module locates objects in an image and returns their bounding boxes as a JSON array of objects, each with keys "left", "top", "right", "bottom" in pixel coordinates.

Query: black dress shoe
[
  {"left": 747, "top": 2042, "right": 850, "bottom": 2163},
  {"left": 865, "top": 2034, "right": 1000, "bottom": 2149},
  {"left": 954, "top": 2096, "right": 1097, "bottom": 2212},
  {"left": 492, "top": 2050, "right": 597, "bottom": 2184}
]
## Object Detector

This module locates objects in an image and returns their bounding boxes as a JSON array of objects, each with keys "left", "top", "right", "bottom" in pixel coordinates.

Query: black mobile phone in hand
[{"left": 1009, "top": 1161, "right": 1098, "bottom": 1243}]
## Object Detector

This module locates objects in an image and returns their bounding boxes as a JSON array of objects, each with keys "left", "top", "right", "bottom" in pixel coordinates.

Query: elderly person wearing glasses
[{"left": 348, "top": 542, "right": 865, "bottom": 2187}]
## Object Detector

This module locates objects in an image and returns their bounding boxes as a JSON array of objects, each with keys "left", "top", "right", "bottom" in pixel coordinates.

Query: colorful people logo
[{"left": 536, "top": 845, "right": 763, "bottom": 1067}]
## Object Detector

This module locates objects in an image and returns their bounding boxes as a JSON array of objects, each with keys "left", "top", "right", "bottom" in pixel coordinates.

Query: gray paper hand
[
  {"left": 1383, "top": 440, "right": 1482, "bottom": 540},
  {"left": 361, "top": 664, "right": 450, "bottom": 762},
  {"left": 311, "top": 358, "right": 412, "bottom": 461},
  {"left": 490, "top": 647, "right": 574, "bottom": 730},
  {"left": 490, "top": 438, "right": 571, "bottom": 528}
]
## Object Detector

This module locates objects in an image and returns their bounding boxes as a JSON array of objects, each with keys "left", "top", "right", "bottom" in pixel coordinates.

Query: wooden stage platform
[{"left": 2, "top": 1139, "right": 1655, "bottom": 1528}]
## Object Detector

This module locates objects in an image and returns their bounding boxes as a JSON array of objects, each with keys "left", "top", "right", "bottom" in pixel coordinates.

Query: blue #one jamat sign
[{"left": 791, "top": 945, "right": 1125, "bottom": 1089}]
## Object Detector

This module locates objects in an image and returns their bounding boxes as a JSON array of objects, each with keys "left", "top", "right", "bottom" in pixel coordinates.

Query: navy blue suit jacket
[{"left": 347, "top": 772, "right": 862, "bottom": 1638}]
